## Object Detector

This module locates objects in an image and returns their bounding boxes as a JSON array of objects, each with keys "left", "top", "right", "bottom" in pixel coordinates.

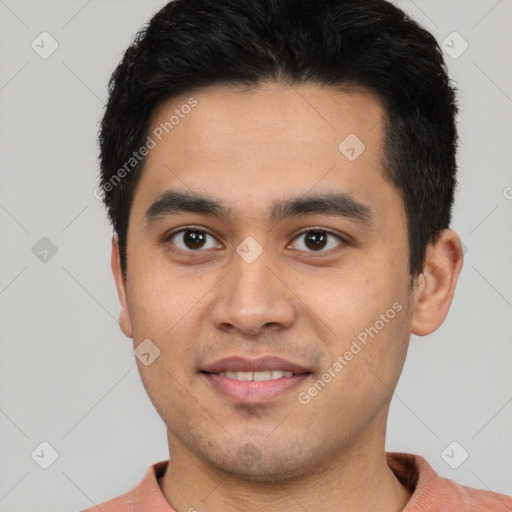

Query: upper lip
[{"left": 201, "top": 356, "right": 310, "bottom": 374}]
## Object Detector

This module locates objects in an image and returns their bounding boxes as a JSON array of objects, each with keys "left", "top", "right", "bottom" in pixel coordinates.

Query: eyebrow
[{"left": 145, "top": 189, "right": 373, "bottom": 226}]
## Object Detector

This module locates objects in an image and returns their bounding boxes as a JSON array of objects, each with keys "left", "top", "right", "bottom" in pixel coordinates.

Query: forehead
[
  {"left": 131, "top": 81, "right": 396, "bottom": 224},
  {"left": 149, "top": 80, "right": 385, "bottom": 153}
]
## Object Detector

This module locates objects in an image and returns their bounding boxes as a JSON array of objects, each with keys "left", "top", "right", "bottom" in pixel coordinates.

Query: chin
[{"left": 204, "top": 444, "right": 316, "bottom": 483}]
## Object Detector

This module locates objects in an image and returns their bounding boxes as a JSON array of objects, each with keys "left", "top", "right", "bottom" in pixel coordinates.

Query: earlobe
[
  {"left": 111, "top": 233, "right": 134, "bottom": 339},
  {"left": 411, "top": 229, "right": 464, "bottom": 337}
]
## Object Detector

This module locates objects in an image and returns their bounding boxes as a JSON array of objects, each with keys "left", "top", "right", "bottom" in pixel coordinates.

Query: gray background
[{"left": 0, "top": 1, "right": 511, "bottom": 511}]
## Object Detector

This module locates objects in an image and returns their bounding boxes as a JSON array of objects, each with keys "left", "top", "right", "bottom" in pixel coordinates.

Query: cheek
[
  {"left": 299, "top": 249, "right": 411, "bottom": 381},
  {"left": 126, "top": 259, "right": 210, "bottom": 372},
  {"left": 299, "top": 256, "right": 406, "bottom": 334},
  {"left": 127, "top": 254, "right": 192, "bottom": 338}
]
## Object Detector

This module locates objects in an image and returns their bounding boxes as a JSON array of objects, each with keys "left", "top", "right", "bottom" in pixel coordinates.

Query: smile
[
  {"left": 215, "top": 370, "right": 295, "bottom": 381},
  {"left": 201, "top": 371, "right": 311, "bottom": 403}
]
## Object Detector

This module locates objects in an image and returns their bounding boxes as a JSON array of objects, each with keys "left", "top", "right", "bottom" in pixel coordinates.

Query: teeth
[{"left": 217, "top": 370, "right": 294, "bottom": 381}]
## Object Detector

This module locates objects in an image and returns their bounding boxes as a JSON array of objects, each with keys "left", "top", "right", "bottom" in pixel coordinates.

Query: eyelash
[{"left": 164, "top": 225, "right": 347, "bottom": 256}]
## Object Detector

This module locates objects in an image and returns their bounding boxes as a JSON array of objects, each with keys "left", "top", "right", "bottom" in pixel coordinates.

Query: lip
[
  {"left": 201, "top": 373, "right": 311, "bottom": 404},
  {"left": 200, "top": 356, "right": 311, "bottom": 404},
  {"left": 200, "top": 356, "right": 310, "bottom": 374}
]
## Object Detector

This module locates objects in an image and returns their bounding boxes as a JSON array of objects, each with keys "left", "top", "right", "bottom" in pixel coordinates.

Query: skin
[{"left": 111, "top": 81, "right": 464, "bottom": 511}]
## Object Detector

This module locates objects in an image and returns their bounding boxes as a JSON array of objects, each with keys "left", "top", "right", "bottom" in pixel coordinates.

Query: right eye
[{"left": 166, "top": 227, "right": 223, "bottom": 253}]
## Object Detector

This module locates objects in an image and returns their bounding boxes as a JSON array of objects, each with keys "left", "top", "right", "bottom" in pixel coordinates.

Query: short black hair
[{"left": 98, "top": 0, "right": 458, "bottom": 277}]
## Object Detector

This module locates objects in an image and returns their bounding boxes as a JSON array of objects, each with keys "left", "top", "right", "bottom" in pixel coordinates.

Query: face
[{"left": 114, "top": 82, "right": 420, "bottom": 480}]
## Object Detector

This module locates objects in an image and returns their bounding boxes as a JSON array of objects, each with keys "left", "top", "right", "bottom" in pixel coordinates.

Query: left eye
[{"left": 291, "top": 230, "right": 343, "bottom": 252}]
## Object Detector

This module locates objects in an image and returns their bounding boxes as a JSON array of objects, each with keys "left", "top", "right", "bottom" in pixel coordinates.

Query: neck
[{"left": 158, "top": 419, "right": 411, "bottom": 512}]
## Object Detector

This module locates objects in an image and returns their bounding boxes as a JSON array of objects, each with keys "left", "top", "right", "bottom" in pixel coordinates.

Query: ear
[
  {"left": 411, "top": 229, "right": 464, "bottom": 336},
  {"left": 111, "top": 233, "right": 134, "bottom": 339}
]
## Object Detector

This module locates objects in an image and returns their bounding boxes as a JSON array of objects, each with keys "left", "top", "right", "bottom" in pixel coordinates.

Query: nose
[{"left": 210, "top": 247, "right": 296, "bottom": 336}]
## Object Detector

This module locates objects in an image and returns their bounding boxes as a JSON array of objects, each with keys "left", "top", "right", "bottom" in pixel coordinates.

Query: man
[{"left": 85, "top": 0, "right": 512, "bottom": 510}]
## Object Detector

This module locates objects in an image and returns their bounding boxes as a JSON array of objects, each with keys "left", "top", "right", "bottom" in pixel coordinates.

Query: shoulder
[
  {"left": 443, "top": 478, "right": 512, "bottom": 511},
  {"left": 79, "top": 492, "right": 135, "bottom": 512},
  {"left": 386, "top": 452, "right": 512, "bottom": 511},
  {"left": 78, "top": 460, "right": 170, "bottom": 512}
]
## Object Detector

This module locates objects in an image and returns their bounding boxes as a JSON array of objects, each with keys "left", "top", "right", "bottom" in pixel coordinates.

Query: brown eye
[
  {"left": 304, "top": 231, "right": 328, "bottom": 250},
  {"left": 291, "top": 230, "right": 343, "bottom": 253},
  {"left": 183, "top": 230, "right": 206, "bottom": 249},
  {"left": 168, "top": 228, "right": 220, "bottom": 252}
]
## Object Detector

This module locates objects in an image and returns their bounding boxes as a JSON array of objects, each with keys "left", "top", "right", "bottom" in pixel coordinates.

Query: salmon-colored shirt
[{"left": 81, "top": 452, "right": 512, "bottom": 511}]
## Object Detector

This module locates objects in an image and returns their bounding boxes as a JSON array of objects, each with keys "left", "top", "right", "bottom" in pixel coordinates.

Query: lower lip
[{"left": 201, "top": 373, "right": 310, "bottom": 404}]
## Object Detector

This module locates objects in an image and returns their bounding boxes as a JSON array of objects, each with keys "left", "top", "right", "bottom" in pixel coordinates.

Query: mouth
[
  {"left": 211, "top": 369, "right": 297, "bottom": 381},
  {"left": 200, "top": 356, "right": 312, "bottom": 404}
]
